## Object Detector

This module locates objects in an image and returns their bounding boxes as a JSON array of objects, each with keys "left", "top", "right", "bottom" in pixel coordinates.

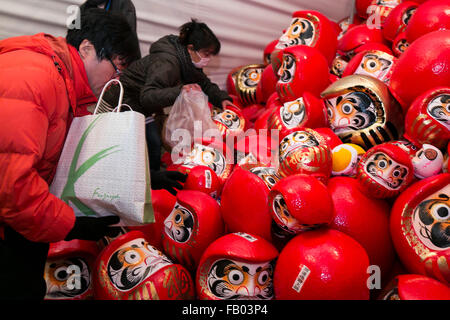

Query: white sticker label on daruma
[
  {"left": 292, "top": 264, "right": 311, "bottom": 293},
  {"left": 235, "top": 232, "right": 258, "bottom": 242},
  {"left": 205, "top": 169, "right": 212, "bottom": 189}
]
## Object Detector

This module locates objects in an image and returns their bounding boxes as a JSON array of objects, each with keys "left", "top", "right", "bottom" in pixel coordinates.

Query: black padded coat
[{"left": 109, "top": 34, "right": 232, "bottom": 117}]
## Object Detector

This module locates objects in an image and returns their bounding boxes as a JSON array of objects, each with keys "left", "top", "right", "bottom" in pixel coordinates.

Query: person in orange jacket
[{"left": 0, "top": 9, "right": 141, "bottom": 300}]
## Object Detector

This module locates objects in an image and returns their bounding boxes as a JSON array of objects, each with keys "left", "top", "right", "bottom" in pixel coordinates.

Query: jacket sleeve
[
  {"left": 0, "top": 98, "right": 76, "bottom": 243},
  {"left": 139, "top": 55, "right": 183, "bottom": 114},
  {"left": 198, "top": 74, "right": 233, "bottom": 108},
  {"left": 119, "top": 1, "right": 138, "bottom": 34}
]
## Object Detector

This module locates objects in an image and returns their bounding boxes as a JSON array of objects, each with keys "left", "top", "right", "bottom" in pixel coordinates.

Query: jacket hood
[
  {"left": 149, "top": 34, "right": 179, "bottom": 56},
  {"left": 0, "top": 33, "right": 74, "bottom": 78},
  {"left": 0, "top": 33, "right": 96, "bottom": 114}
]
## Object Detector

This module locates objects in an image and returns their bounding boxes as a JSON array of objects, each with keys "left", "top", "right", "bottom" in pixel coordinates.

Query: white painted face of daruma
[
  {"left": 44, "top": 257, "right": 91, "bottom": 299},
  {"left": 279, "top": 130, "right": 319, "bottom": 161},
  {"left": 183, "top": 144, "right": 226, "bottom": 176},
  {"left": 427, "top": 94, "right": 450, "bottom": 130},
  {"left": 412, "top": 144, "right": 444, "bottom": 179},
  {"left": 164, "top": 203, "right": 195, "bottom": 243},
  {"left": 276, "top": 17, "right": 316, "bottom": 49},
  {"left": 375, "top": 0, "right": 401, "bottom": 9},
  {"left": 364, "top": 152, "right": 409, "bottom": 190},
  {"left": 270, "top": 193, "right": 321, "bottom": 234},
  {"left": 354, "top": 52, "right": 394, "bottom": 82},
  {"left": 280, "top": 98, "right": 306, "bottom": 129},
  {"left": 213, "top": 109, "right": 242, "bottom": 130},
  {"left": 241, "top": 66, "right": 263, "bottom": 89},
  {"left": 412, "top": 185, "right": 450, "bottom": 251},
  {"left": 325, "top": 91, "right": 377, "bottom": 135},
  {"left": 277, "top": 54, "right": 296, "bottom": 83},
  {"left": 206, "top": 258, "right": 275, "bottom": 300},
  {"left": 249, "top": 166, "right": 281, "bottom": 190},
  {"left": 107, "top": 238, "right": 172, "bottom": 291}
]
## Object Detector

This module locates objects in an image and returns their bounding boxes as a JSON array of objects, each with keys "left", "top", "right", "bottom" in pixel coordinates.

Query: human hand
[
  {"left": 182, "top": 83, "right": 202, "bottom": 92},
  {"left": 65, "top": 216, "right": 122, "bottom": 241},
  {"left": 151, "top": 169, "right": 188, "bottom": 195}
]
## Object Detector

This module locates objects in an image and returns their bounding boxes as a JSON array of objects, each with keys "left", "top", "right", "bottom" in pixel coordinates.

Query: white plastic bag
[
  {"left": 50, "top": 79, "right": 154, "bottom": 226},
  {"left": 163, "top": 89, "right": 220, "bottom": 151}
]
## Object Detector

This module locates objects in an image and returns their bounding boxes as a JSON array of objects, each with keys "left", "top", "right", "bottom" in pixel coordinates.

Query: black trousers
[
  {"left": 0, "top": 227, "right": 49, "bottom": 300},
  {"left": 146, "top": 120, "right": 162, "bottom": 171}
]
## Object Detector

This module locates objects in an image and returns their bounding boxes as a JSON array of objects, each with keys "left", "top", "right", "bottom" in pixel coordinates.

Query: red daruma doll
[
  {"left": 44, "top": 240, "right": 101, "bottom": 300},
  {"left": 174, "top": 138, "right": 235, "bottom": 189},
  {"left": 379, "top": 274, "right": 450, "bottom": 300},
  {"left": 278, "top": 128, "right": 332, "bottom": 183},
  {"left": 196, "top": 232, "right": 278, "bottom": 300},
  {"left": 266, "top": 91, "right": 328, "bottom": 135},
  {"left": 342, "top": 50, "right": 397, "bottom": 85},
  {"left": 161, "top": 190, "right": 224, "bottom": 273},
  {"left": 226, "top": 64, "right": 265, "bottom": 106},
  {"left": 274, "top": 228, "right": 370, "bottom": 300},
  {"left": 382, "top": 1, "right": 418, "bottom": 42},
  {"left": 388, "top": 30, "right": 450, "bottom": 112},
  {"left": 356, "top": 142, "right": 415, "bottom": 199},
  {"left": 412, "top": 144, "right": 444, "bottom": 180},
  {"left": 263, "top": 39, "right": 278, "bottom": 66},
  {"left": 272, "top": 10, "right": 338, "bottom": 66},
  {"left": 392, "top": 31, "right": 409, "bottom": 57},
  {"left": 337, "top": 24, "right": 384, "bottom": 58},
  {"left": 405, "top": 0, "right": 450, "bottom": 44},
  {"left": 321, "top": 74, "right": 404, "bottom": 151},
  {"left": 212, "top": 105, "right": 246, "bottom": 138},
  {"left": 183, "top": 165, "right": 221, "bottom": 199},
  {"left": 327, "top": 176, "right": 395, "bottom": 281},
  {"left": 93, "top": 231, "right": 195, "bottom": 300},
  {"left": 276, "top": 45, "right": 330, "bottom": 103},
  {"left": 220, "top": 163, "right": 281, "bottom": 241},
  {"left": 365, "top": 0, "right": 403, "bottom": 26},
  {"left": 268, "top": 174, "right": 334, "bottom": 237},
  {"left": 403, "top": 87, "right": 450, "bottom": 150},
  {"left": 390, "top": 173, "right": 450, "bottom": 285}
]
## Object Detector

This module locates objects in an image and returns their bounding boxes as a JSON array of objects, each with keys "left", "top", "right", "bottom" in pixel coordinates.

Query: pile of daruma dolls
[{"left": 44, "top": 0, "right": 449, "bottom": 300}]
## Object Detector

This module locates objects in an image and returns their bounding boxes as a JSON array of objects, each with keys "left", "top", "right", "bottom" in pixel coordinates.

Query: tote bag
[{"left": 50, "top": 79, "right": 154, "bottom": 226}]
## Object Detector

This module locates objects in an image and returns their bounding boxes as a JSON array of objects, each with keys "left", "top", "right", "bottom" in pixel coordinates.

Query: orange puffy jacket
[{"left": 0, "top": 33, "right": 97, "bottom": 242}]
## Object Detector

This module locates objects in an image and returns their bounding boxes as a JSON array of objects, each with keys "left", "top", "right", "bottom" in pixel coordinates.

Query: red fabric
[
  {"left": 0, "top": 33, "right": 96, "bottom": 242},
  {"left": 67, "top": 44, "right": 97, "bottom": 116}
]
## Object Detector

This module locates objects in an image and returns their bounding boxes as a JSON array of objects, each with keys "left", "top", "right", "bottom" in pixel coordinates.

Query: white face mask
[{"left": 192, "top": 50, "right": 210, "bottom": 69}]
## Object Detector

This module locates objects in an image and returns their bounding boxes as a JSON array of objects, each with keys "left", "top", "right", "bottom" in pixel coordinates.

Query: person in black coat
[
  {"left": 101, "top": 19, "right": 235, "bottom": 171},
  {"left": 80, "top": 0, "right": 138, "bottom": 34}
]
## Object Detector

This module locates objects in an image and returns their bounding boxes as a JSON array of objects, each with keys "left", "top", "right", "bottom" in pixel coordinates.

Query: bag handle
[
  {"left": 113, "top": 104, "right": 134, "bottom": 112},
  {"left": 93, "top": 79, "right": 124, "bottom": 114}
]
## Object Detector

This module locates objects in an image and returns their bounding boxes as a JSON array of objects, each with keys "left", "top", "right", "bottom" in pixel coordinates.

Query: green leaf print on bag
[{"left": 60, "top": 115, "right": 121, "bottom": 216}]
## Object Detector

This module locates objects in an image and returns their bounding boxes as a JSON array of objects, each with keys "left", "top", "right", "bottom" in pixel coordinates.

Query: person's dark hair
[
  {"left": 178, "top": 18, "right": 221, "bottom": 55},
  {"left": 66, "top": 8, "right": 140, "bottom": 66}
]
